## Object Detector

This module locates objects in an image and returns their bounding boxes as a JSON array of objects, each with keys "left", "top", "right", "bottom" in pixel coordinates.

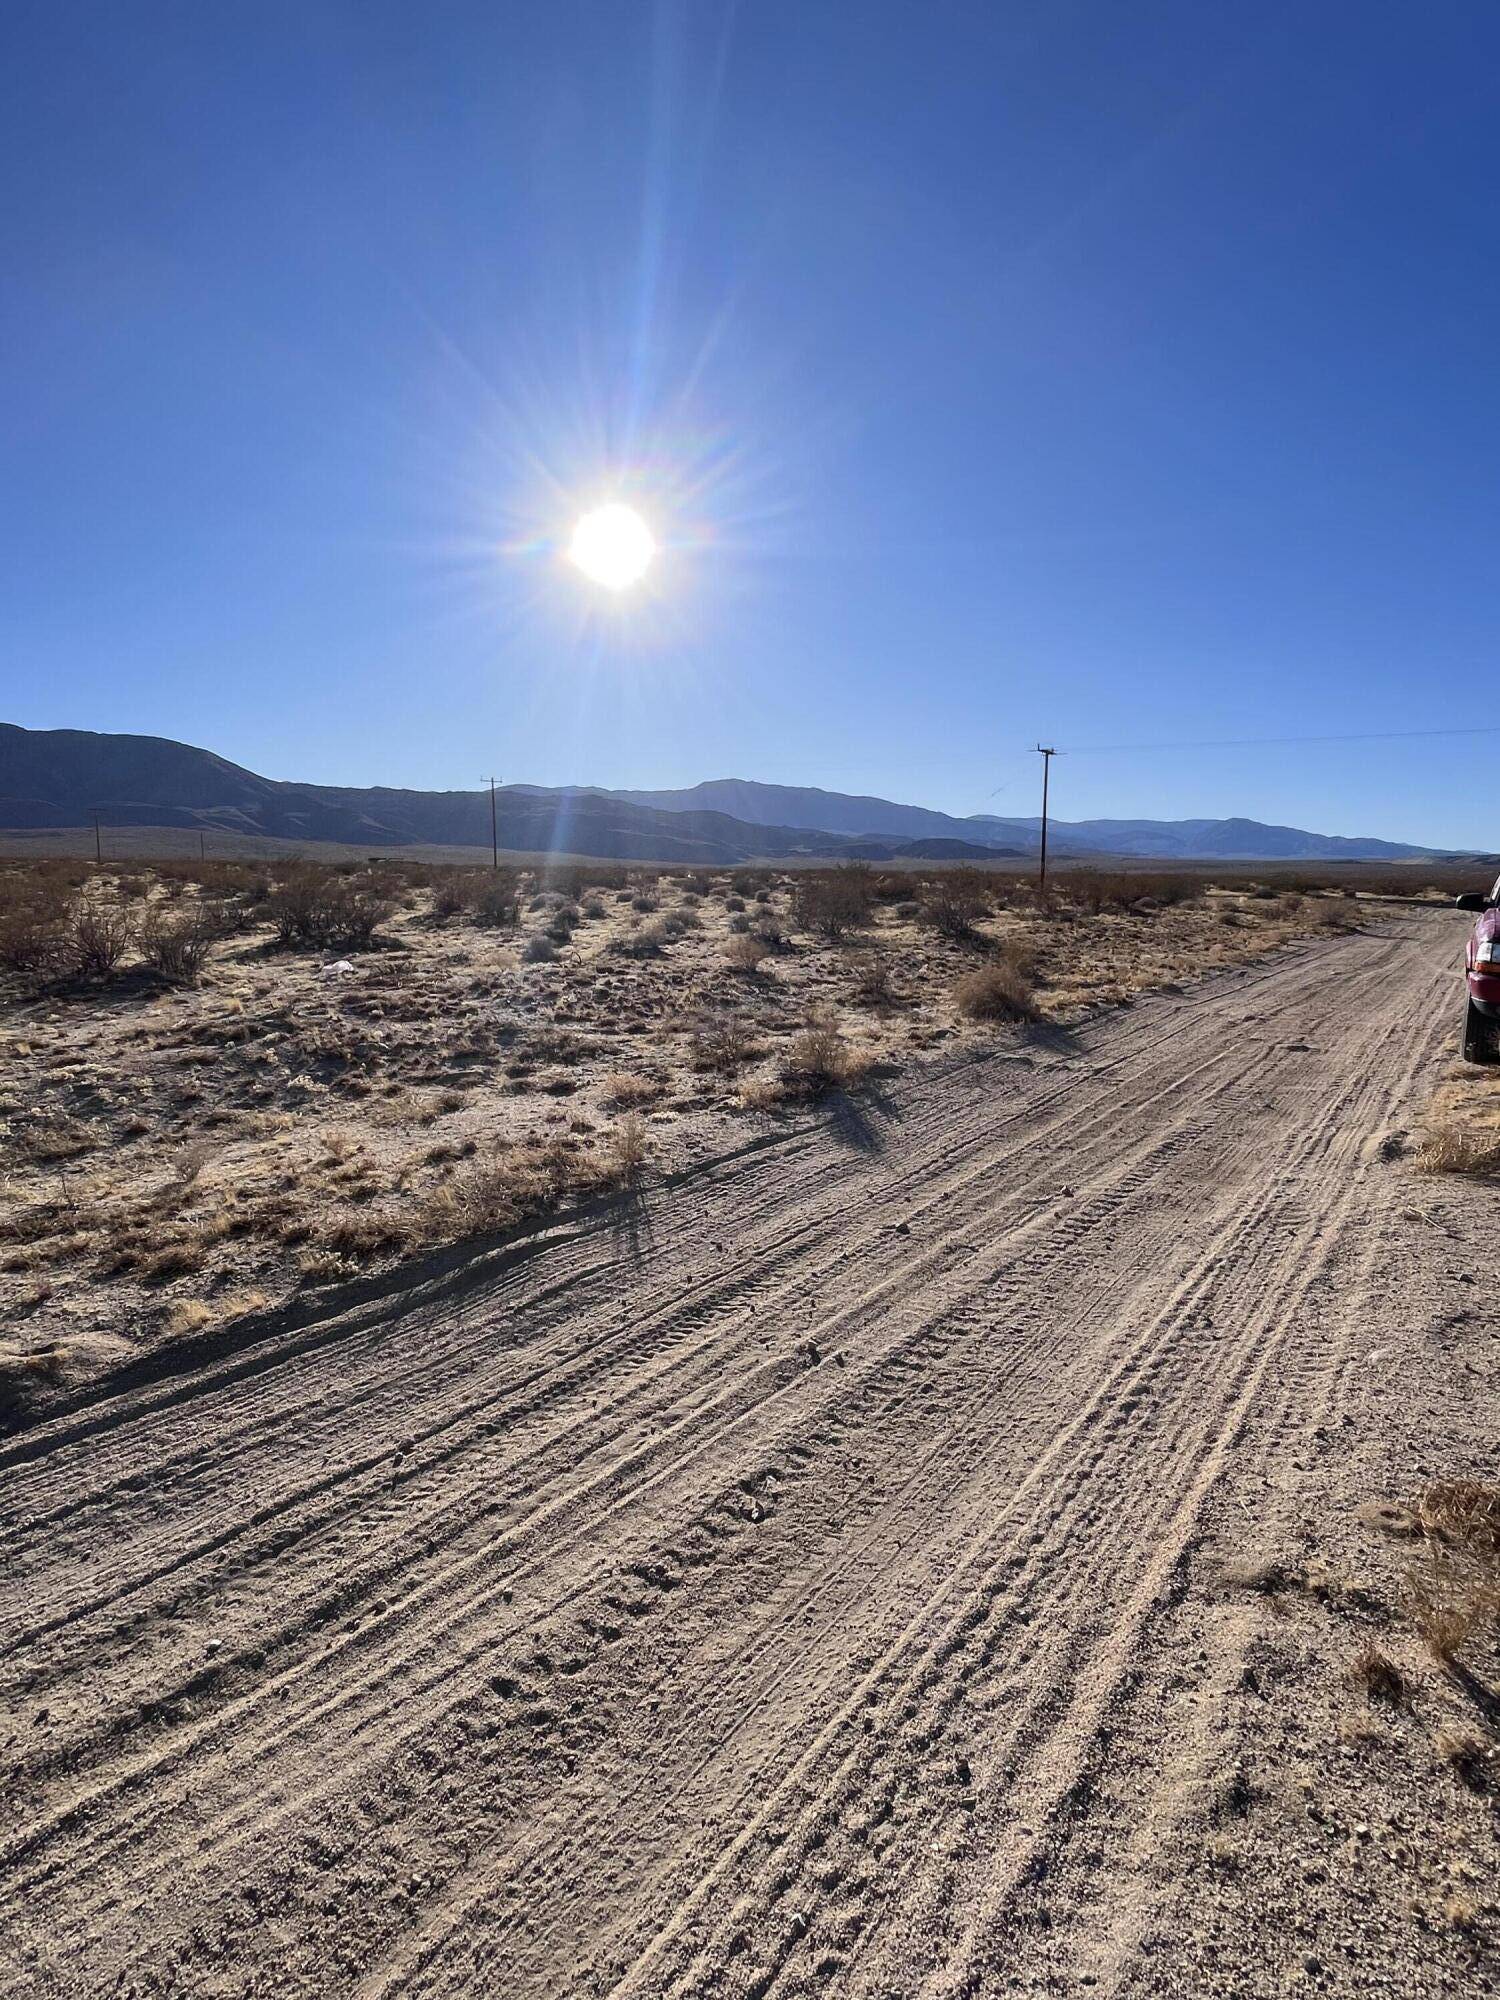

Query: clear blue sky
[{"left": 4, "top": 2, "right": 1497, "bottom": 844}]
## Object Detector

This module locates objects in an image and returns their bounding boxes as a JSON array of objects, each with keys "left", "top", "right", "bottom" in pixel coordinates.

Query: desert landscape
[
  {"left": 0, "top": 851, "right": 1392, "bottom": 1391},
  {"left": 2, "top": 854, "right": 1498, "bottom": 1996},
  {"left": 8, "top": 5, "right": 1500, "bottom": 1993}
]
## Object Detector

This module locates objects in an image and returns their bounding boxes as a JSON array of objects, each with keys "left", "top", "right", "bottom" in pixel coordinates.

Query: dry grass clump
[
  {"left": 781, "top": 1012, "right": 869, "bottom": 1097},
  {"left": 14, "top": 1113, "right": 98, "bottom": 1163},
  {"left": 1394, "top": 1476, "right": 1500, "bottom": 1669},
  {"left": 725, "top": 933, "right": 774, "bottom": 974},
  {"left": 1416, "top": 1124, "right": 1500, "bottom": 1176},
  {"left": 1433, "top": 1723, "right": 1493, "bottom": 1790},
  {"left": 408, "top": 1133, "right": 641, "bottom": 1253},
  {"left": 954, "top": 946, "right": 1036, "bottom": 1023},
  {"left": 602, "top": 1071, "right": 662, "bottom": 1109},
  {"left": 1414, "top": 1479, "right": 1500, "bottom": 1555},
  {"left": 1350, "top": 1642, "right": 1410, "bottom": 1706},
  {"left": 607, "top": 1114, "right": 651, "bottom": 1182},
  {"left": 1405, "top": 1567, "right": 1486, "bottom": 1665}
]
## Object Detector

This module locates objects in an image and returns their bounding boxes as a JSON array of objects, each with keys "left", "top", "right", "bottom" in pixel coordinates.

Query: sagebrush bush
[
  {"left": 267, "top": 867, "right": 393, "bottom": 950},
  {"left": 473, "top": 876, "right": 519, "bottom": 928},
  {"left": 793, "top": 867, "right": 874, "bottom": 941},
  {"left": 68, "top": 898, "right": 134, "bottom": 977},
  {"left": 691, "top": 1011, "right": 758, "bottom": 1073},
  {"left": 138, "top": 905, "right": 215, "bottom": 981},
  {"left": 725, "top": 933, "right": 773, "bottom": 973},
  {"left": 919, "top": 871, "right": 990, "bottom": 940},
  {"left": 0, "top": 878, "right": 68, "bottom": 973},
  {"left": 954, "top": 947, "right": 1036, "bottom": 1023},
  {"left": 847, "top": 947, "right": 895, "bottom": 1006},
  {"left": 782, "top": 1012, "right": 866, "bottom": 1095}
]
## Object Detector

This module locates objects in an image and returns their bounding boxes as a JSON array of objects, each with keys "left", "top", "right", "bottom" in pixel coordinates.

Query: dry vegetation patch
[
  {"left": 0, "top": 851, "right": 1401, "bottom": 1405},
  {"left": 1416, "top": 1055, "right": 1500, "bottom": 1176}
]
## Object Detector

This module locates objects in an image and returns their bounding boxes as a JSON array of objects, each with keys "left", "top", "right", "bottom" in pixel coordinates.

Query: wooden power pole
[
  {"left": 482, "top": 777, "right": 500, "bottom": 870},
  {"left": 1035, "top": 745, "right": 1055, "bottom": 895}
]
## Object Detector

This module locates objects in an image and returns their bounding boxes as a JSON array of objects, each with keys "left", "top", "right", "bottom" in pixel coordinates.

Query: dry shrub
[
  {"left": 431, "top": 871, "right": 480, "bottom": 920},
  {"left": 782, "top": 1012, "right": 867, "bottom": 1096},
  {"left": 267, "top": 867, "right": 393, "bottom": 949},
  {"left": 138, "top": 904, "right": 215, "bottom": 981},
  {"left": 473, "top": 876, "right": 519, "bottom": 928},
  {"left": 0, "top": 876, "right": 69, "bottom": 974},
  {"left": 919, "top": 871, "right": 990, "bottom": 940},
  {"left": 1068, "top": 870, "right": 1200, "bottom": 916},
  {"left": 793, "top": 867, "right": 874, "bottom": 942},
  {"left": 607, "top": 1114, "right": 650, "bottom": 1182},
  {"left": 954, "top": 946, "right": 1036, "bottom": 1023},
  {"left": 603, "top": 1071, "right": 662, "bottom": 1108},
  {"left": 67, "top": 897, "right": 134, "bottom": 977},
  {"left": 1417, "top": 1125, "right": 1500, "bottom": 1176},
  {"left": 846, "top": 948, "right": 895, "bottom": 1007},
  {"left": 691, "top": 1011, "right": 759, "bottom": 1074},
  {"left": 725, "top": 933, "right": 773, "bottom": 974},
  {"left": 613, "top": 920, "right": 671, "bottom": 958}
]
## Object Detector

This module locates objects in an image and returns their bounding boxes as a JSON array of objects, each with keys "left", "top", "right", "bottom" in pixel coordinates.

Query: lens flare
[{"left": 568, "top": 503, "right": 657, "bottom": 590}]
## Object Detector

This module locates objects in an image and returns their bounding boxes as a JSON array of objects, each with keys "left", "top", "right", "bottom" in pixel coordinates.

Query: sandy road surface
[{"left": 3, "top": 910, "right": 1493, "bottom": 1997}]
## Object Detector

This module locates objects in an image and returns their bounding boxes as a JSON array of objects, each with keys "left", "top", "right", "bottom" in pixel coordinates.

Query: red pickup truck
[{"left": 1456, "top": 880, "right": 1500, "bottom": 1061}]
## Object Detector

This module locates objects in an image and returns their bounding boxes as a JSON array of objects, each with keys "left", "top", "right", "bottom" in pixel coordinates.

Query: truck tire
[{"left": 1462, "top": 995, "right": 1493, "bottom": 1063}]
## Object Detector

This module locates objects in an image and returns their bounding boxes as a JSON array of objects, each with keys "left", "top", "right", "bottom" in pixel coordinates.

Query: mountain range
[{"left": 0, "top": 724, "right": 1452, "bottom": 865}]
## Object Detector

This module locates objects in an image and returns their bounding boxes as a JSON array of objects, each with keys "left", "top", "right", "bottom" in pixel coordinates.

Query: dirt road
[{"left": 4, "top": 909, "right": 1495, "bottom": 1997}]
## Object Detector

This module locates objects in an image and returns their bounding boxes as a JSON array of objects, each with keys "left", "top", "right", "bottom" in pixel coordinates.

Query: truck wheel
[{"left": 1463, "top": 996, "right": 1493, "bottom": 1063}]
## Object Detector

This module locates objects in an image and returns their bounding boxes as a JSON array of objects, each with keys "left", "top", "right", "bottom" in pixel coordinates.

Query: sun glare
[{"left": 569, "top": 503, "right": 656, "bottom": 591}]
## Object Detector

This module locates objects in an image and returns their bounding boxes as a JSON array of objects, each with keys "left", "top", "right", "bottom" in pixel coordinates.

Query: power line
[{"left": 1058, "top": 721, "right": 1500, "bottom": 758}]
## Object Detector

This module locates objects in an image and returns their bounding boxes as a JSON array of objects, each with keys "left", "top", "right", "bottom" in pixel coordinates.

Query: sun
[{"left": 569, "top": 503, "right": 657, "bottom": 591}]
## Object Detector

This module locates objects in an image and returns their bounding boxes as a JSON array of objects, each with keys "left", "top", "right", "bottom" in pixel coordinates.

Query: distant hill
[
  {"left": 608, "top": 777, "right": 1444, "bottom": 862},
  {"left": 0, "top": 726, "right": 1448, "bottom": 864},
  {"left": 0, "top": 726, "right": 1019, "bottom": 865},
  {"left": 966, "top": 811, "right": 1437, "bottom": 863}
]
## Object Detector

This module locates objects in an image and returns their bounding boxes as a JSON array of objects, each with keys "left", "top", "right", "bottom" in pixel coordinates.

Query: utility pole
[
  {"left": 482, "top": 776, "right": 500, "bottom": 870},
  {"left": 199, "top": 829, "right": 206, "bottom": 862},
  {"left": 93, "top": 814, "right": 102, "bottom": 865},
  {"left": 1035, "top": 745, "right": 1055, "bottom": 896}
]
